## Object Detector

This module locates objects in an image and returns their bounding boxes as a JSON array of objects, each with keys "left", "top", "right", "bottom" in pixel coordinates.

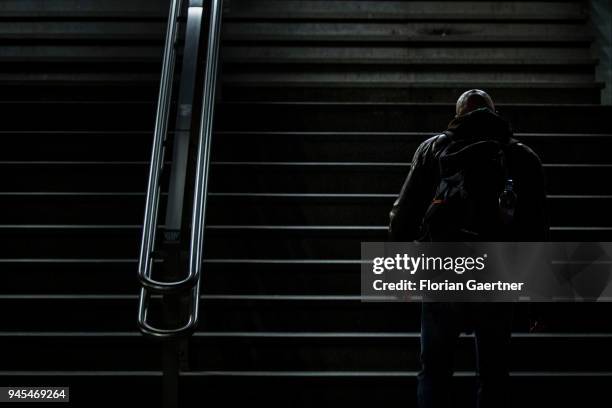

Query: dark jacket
[{"left": 389, "top": 108, "right": 549, "bottom": 241}]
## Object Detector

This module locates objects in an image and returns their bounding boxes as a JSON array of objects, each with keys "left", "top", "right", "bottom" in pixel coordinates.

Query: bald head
[{"left": 456, "top": 89, "right": 495, "bottom": 116}]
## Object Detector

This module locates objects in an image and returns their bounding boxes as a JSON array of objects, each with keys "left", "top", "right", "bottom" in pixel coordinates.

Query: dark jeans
[{"left": 417, "top": 302, "right": 514, "bottom": 408}]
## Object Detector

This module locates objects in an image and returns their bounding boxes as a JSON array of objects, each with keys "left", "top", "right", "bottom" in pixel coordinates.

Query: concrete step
[
  {"left": 0, "top": 45, "right": 162, "bottom": 61},
  {"left": 2, "top": 332, "right": 611, "bottom": 372},
  {"left": 4, "top": 131, "right": 611, "bottom": 163},
  {"left": 1, "top": 161, "right": 610, "bottom": 195},
  {"left": 222, "top": 82, "right": 604, "bottom": 103},
  {"left": 0, "top": 81, "right": 160, "bottom": 101},
  {"left": 0, "top": 21, "right": 166, "bottom": 41},
  {"left": 0, "top": 131, "right": 153, "bottom": 161},
  {"left": 222, "top": 45, "right": 593, "bottom": 63},
  {"left": 12, "top": 77, "right": 597, "bottom": 104},
  {"left": 0, "top": 21, "right": 593, "bottom": 44},
  {"left": 207, "top": 132, "right": 612, "bottom": 164},
  {"left": 0, "top": 192, "right": 608, "bottom": 227},
  {"left": 0, "top": 229, "right": 610, "bottom": 292},
  {"left": 2, "top": 101, "right": 611, "bottom": 133},
  {"left": 0, "top": 0, "right": 168, "bottom": 18},
  {"left": 0, "top": 46, "right": 592, "bottom": 64},
  {"left": 212, "top": 103, "right": 612, "bottom": 134},
  {"left": 0, "top": 73, "right": 159, "bottom": 86},
  {"left": 222, "top": 21, "right": 593, "bottom": 43},
  {"left": 1, "top": 296, "right": 610, "bottom": 333},
  {"left": 226, "top": 1, "right": 586, "bottom": 22},
  {"left": 223, "top": 72, "right": 595, "bottom": 86},
  {"left": 1, "top": 224, "right": 609, "bottom": 260},
  {"left": 205, "top": 162, "right": 611, "bottom": 196},
  {"left": 1, "top": 80, "right": 602, "bottom": 104}
]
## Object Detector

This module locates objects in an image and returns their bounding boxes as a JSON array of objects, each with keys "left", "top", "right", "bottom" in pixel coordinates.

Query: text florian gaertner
[
  {"left": 362, "top": 242, "right": 612, "bottom": 302},
  {"left": 371, "top": 253, "right": 525, "bottom": 293}
]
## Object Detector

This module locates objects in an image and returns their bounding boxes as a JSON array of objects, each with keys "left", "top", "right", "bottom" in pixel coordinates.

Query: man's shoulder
[
  {"left": 414, "top": 133, "right": 450, "bottom": 158},
  {"left": 425, "top": 133, "right": 450, "bottom": 147}
]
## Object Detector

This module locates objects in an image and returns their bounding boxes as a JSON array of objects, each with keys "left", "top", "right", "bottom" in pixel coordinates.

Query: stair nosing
[
  {"left": 2, "top": 331, "right": 612, "bottom": 339},
  {"left": 1, "top": 370, "right": 610, "bottom": 377}
]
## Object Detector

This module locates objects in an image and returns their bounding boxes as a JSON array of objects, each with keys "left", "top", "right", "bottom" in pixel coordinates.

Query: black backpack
[{"left": 420, "top": 136, "right": 518, "bottom": 242}]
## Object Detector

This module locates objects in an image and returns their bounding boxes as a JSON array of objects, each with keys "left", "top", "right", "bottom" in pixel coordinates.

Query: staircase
[{"left": 2, "top": 0, "right": 612, "bottom": 406}]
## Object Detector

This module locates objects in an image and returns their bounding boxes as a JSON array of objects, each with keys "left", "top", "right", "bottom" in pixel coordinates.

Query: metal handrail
[
  {"left": 137, "top": 0, "right": 184, "bottom": 294},
  {"left": 185, "top": 0, "right": 224, "bottom": 334},
  {"left": 138, "top": 285, "right": 199, "bottom": 336},
  {"left": 137, "top": 0, "right": 224, "bottom": 338}
]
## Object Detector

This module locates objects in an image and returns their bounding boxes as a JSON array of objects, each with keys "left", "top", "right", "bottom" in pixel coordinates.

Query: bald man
[{"left": 389, "top": 90, "right": 548, "bottom": 408}]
